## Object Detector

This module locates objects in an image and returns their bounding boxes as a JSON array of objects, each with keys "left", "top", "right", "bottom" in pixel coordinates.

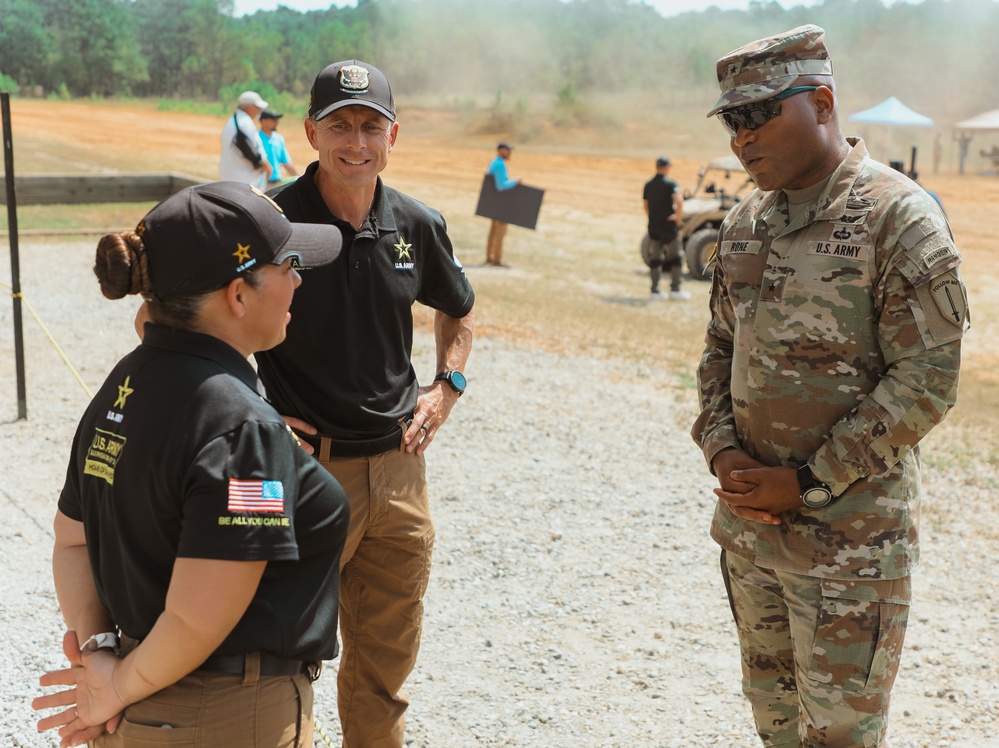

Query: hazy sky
[{"left": 232, "top": 0, "right": 835, "bottom": 17}]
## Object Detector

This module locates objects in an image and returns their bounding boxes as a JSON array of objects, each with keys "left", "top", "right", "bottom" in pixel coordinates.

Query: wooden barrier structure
[
  {"left": 0, "top": 172, "right": 202, "bottom": 206},
  {"left": 2, "top": 89, "right": 202, "bottom": 419}
]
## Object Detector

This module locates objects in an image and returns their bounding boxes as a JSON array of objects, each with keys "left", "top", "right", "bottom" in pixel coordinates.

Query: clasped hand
[
  {"left": 711, "top": 448, "right": 802, "bottom": 525},
  {"left": 32, "top": 630, "right": 124, "bottom": 747}
]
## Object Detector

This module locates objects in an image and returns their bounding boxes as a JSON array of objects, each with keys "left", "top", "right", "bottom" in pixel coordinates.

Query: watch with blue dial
[{"left": 434, "top": 370, "right": 467, "bottom": 396}]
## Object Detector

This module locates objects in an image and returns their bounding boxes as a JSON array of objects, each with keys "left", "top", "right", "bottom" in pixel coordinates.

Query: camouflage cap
[{"left": 706, "top": 24, "right": 833, "bottom": 117}]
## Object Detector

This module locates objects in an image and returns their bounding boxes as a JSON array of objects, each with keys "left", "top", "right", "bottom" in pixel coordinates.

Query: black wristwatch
[
  {"left": 434, "top": 370, "right": 467, "bottom": 396},
  {"left": 797, "top": 465, "right": 833, "bottom": 508}
]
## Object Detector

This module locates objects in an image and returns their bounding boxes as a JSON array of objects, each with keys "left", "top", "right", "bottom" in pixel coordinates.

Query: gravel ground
[{"left": 1, "top": 240, "right": 997, "bottom": 747}]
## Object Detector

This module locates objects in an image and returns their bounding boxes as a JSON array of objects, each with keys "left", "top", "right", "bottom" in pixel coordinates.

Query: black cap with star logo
[{"left": 136, "top": 181, "right": 343, "bottom": 297}]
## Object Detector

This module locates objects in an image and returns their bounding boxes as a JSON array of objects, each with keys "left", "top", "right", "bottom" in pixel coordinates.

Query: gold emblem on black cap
[
  {"left": 233, "top": 243, "right": 252, "bottom": 264},
  {"left": 340, "top": 64, "right": 369, "bottom": 91}
]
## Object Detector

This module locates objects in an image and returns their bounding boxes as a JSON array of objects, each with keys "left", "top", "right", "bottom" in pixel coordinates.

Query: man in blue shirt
[
  {"left": 259, "top": 110, "right": 299, "bottom": 185},
  {"left": 485, "top": 142, "right": 520, "bottom": 267}
]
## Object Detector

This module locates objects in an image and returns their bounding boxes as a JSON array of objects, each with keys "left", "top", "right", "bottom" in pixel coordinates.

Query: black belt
[
  {"left": 198, "top": 652, "right": 321, "bottom": 682},
  {"left": 299, "top": 426, "right": 402, "bottom": 460}
]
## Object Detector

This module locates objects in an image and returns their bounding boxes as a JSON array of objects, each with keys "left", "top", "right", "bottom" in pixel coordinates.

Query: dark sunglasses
[{"left": 717, "top": 86, "right": 820, "bottom": 136}]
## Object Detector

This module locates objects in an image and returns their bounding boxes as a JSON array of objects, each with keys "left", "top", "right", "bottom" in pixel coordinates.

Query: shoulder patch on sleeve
[
  {"left": 897, "top": 222, "right": 928, "bottom": 251},
  {"left": 893, "top": 219, "right": 960, "bottom": 286},
  {"left": 909, "top": 269, "right": 970, "bottom": 347},
  {"left": 928, "top": 272, "right": 969, "bottom": 329}
]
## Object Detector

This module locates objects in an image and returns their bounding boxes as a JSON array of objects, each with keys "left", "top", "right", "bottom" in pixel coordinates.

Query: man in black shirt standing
[
  {"left": 643, "top": 155, "right": 689, "bottom": 300},
  {"left": 256, "top": 60, "right": 475, "bottom": 747}
]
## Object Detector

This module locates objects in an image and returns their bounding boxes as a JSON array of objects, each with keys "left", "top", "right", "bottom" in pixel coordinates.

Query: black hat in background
[
  {"left": 136, "top": 182, "right": 342, "bottom": 298},
  {"left": 656, "top": 156, "right": 671, "bottom": 167},
  {"left": 497, "top": 142, "right": 514, "bottom": 150},
  {"left": 308, "top": 60, "right": 396, "bottom": 122},
  {"left": 259, "top": 109, "right": 283, "bottom": 120}
]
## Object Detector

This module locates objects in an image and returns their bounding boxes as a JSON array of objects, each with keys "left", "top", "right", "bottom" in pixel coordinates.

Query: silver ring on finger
[{"left": 420, "top": 423, "right": 430, "bottom": 433}]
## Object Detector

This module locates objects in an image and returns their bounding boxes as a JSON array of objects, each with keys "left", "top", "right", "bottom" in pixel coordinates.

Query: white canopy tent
[
  {"left": 953, "top": 109, "right": 999, "bottom": 173},
  {"left": 847, "top": 97, "right": 934, "bottom": 164},
  {"left": 954, "top": 109, "right": 999, "bottom": 130}
]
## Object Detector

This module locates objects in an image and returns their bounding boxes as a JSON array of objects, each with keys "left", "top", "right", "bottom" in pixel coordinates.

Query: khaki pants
[
  {"left": 486, "top": 220, "right": 508, "bottom": 264},
  {"left": 319, "top": 448, "right": 434, "bottom": 748},
  {"left": 93, "top": 669, "right": 314, "bottom": 747},
  {"left": 722, "top": 551, "right": 910, "bottom": 748}
]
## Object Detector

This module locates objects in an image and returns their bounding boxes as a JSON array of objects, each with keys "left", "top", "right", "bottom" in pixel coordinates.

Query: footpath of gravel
[{"left": 1, "top": 241, "right": 997, "bottom": 747}]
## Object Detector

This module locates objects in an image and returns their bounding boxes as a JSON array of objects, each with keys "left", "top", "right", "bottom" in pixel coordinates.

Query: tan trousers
[
  {"left": 319, "top": 448, "right": 434, "bottom": 748},
  {"left": 93, "top": 668, "right": 314, "bottom": 746},
  {"left": 485, "top": 220, "right": 508, "bottom": 264}
]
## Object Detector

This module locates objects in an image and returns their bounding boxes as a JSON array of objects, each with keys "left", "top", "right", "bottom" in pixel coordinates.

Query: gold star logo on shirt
[
  {"left": 114, "top": 375, "right": 134, "bottom": 409},
  {"left": 233, "top": 243, "right": 252, "bottom": 263},
  {"left": 394, "top": 237, "right": 412, "bottom": 261}
]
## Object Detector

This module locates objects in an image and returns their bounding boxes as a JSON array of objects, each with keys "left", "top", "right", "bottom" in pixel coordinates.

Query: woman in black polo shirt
[{"left": 32, "top": 182, "right": 348, "bottom": 747}]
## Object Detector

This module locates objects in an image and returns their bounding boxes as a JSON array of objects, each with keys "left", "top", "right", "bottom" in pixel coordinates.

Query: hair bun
[{"left": 94, "top": 231, "right": 151, "bottom": 299}]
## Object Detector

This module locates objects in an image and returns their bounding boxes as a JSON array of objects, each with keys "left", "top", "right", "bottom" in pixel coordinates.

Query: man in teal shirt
[
  {"left": 484, "top": 142, "right": 520, "bottom": 266},
  {"left": 259, "top": 110, "right": 298, "bottom": 185}
]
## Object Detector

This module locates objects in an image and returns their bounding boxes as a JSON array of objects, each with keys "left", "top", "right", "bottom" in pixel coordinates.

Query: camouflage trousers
[{"left": 721, "top": 551, "right": 911, "bottom": 748}]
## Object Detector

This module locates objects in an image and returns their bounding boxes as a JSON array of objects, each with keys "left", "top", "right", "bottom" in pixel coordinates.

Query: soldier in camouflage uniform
[{"left": 690, "top": 25, "right": 969, "bottom": 748}]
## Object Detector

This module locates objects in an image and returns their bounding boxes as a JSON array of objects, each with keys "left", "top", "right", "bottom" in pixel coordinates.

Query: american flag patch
[{"left": 227, "top": 479, "right": 285, "bottom": 513}]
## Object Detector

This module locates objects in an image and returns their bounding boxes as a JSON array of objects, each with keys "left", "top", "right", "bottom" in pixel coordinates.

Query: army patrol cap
[
  {"left": 707, "top": 24, "right": 833, "bottom": 117},
  {"left": 136, "top": 181, "right": 342, "bottom": 298},
  {"left": 309, "top": 60, "right": 396, "bottom": 122}
]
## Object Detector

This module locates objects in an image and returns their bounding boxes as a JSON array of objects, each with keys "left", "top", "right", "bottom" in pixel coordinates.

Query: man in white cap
[{"left": 219, "top": 90, "right": 271, "bottom": 188}]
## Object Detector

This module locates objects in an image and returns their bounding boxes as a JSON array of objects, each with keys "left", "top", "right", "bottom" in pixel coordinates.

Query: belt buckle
[{"left": 307, "top": 661, "right": 322, "bottom": 682}]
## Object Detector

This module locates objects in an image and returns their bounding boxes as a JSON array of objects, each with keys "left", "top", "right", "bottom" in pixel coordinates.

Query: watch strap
[
  {"left": 796, "top": 464, "right": 814, "bottom": 494},
  {"left": 81, "top": 631, "right": 120, "bottom": 655}
]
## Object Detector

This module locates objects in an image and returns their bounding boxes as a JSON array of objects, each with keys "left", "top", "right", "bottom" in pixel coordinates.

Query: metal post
[{"left": 2, "top": 92, "right": 27, "bottom": 420}]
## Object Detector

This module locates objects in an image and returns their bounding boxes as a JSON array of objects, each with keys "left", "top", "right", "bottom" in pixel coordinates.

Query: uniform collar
[
  {"left": 755, "top": 137, "right": 870, "bottom": 235},
  {"left": 141, "top": 323, "right": 259, "bottom": 393},
  {"left": 297, "top": 161, "right": 398, "bottom": 236}
]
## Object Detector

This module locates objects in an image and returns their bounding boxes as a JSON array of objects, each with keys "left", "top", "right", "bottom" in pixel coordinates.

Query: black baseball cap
[
  {"left": 497, "top": 142, "right": 514, "bottom": 150},
  {"left": 136, "top": 182, "right": 342, "bottom": 298},
  {"left": 308, "top": 60, "right": 396, "bottom": 122},
  {"left": 260, "top": 109, "right": 283, "bottom": 120},
  {"left": 656, "top": 156, "right": 671, "bottom": 167}
]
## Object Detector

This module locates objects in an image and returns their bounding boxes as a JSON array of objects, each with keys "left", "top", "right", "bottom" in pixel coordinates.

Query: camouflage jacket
[{"left": 691, "top": 138, "right": 968, "bottom": 580}]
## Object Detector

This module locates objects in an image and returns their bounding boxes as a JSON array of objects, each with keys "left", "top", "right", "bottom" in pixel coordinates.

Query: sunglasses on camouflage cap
[{"left": 717, "top": 86, "right": 820, "bottom": 137}]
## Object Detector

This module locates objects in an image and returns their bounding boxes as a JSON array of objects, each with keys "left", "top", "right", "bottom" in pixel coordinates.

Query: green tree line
[{"left": 0, "top": 0, "right": 996, "bottom": 121}]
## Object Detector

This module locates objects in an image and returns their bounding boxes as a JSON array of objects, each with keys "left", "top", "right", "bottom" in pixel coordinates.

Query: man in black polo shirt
[
  {"left": 256, "top": 60, "right": 475, "bottom": 747},
  {"left": 643, "top": 155, "right": 689, "bottom": 300}
]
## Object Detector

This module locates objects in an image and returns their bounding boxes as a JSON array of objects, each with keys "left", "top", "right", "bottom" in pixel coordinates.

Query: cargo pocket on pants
[{"left": 806, "top": 581, "right": 910, "bottom": 697}]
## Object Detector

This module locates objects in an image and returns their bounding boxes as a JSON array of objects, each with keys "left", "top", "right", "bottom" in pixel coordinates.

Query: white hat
[{"left": 236, "top": 90, "right": 268, "bottom": 109}]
